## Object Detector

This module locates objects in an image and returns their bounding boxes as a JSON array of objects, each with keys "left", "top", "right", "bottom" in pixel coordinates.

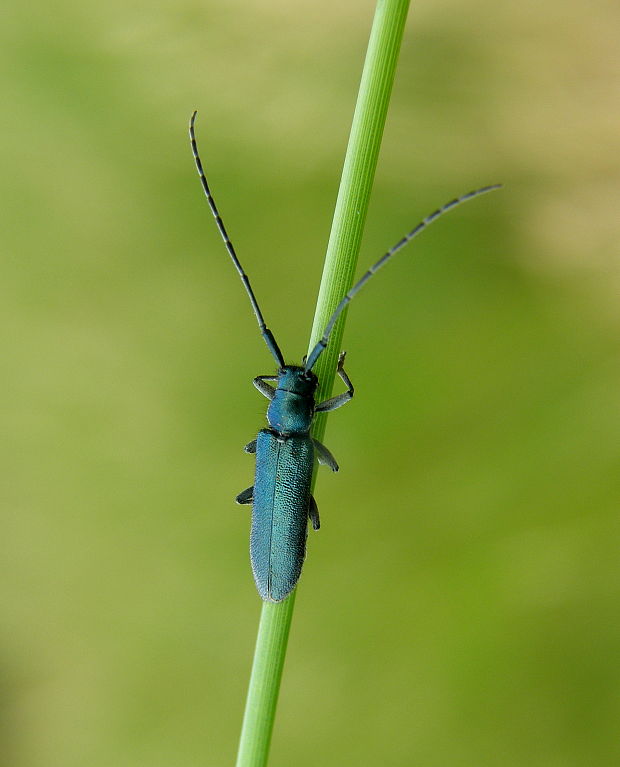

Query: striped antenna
[
  {"left": 305, "top": 184, "right": 502, "bottom": 371},
  {"left": 190, "top": 111, "right": 285, "bottom": 368}
]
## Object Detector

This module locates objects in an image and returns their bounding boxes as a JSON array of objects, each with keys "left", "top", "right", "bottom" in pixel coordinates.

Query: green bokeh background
[{"left": 3, "top": 1, "right": 619, "bottom": 765}]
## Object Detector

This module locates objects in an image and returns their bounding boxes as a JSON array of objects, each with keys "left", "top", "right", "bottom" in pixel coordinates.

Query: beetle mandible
[{"left": 190, "top": 111, "right": 499, "bottom": 602}]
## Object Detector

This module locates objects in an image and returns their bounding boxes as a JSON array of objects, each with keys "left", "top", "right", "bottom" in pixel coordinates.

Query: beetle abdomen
[{"left": 251, "top": 429, "right": 314, "bottom": 601}]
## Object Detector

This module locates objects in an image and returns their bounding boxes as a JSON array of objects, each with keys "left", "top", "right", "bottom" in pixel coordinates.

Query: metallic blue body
[
  {"left": 240, "top": 366, "right": 321, "bottom": 602},
  {"left": 237, "top": 361, "right": 350, "bottom": 602},
  {"left": 251, "top": 428, "right": 314, "bottom": 602}
]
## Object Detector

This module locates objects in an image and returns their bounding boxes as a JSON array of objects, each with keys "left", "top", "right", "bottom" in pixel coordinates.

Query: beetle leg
[
  {"left": 236, "top": 486, "right": 254, "bottom": 505},
  {"left": 315, "top": 351, "right": 355, "bottom": 412},
  {"left": 253, "top": 375, "right": 278, "bottom": 400},
  {"left": 244, "top": 439, "right": 257, "bottom": 453},
  {"left": 308, "top": 495, "right": 320, "bottom": 531},
  {"left": 313, "top": 439, "right": 339, "bottom": 472}
]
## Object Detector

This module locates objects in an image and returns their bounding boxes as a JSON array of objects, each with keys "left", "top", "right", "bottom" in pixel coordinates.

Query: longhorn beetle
[{"left": 190, "top": 111, "right": 500, "bottom": 602}]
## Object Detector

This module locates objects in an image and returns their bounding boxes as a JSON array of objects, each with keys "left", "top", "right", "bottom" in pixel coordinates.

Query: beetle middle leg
[
  {"left": 315, "top": 351, "right": 354, "bottom": 413},
  {"left": 313, "top": 439, "right": 339, "bottom": 472}
]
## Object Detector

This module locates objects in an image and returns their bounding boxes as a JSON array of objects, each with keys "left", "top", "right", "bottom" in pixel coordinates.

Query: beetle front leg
[
  {"left": 243, "top": 439, "right": 257, "bottom": 454},
  {"left": 315, "top": 351, "right": 354, "bottom": 413},
  {"left": 253, "top": 375, "right": 278, "bottom": 400}
]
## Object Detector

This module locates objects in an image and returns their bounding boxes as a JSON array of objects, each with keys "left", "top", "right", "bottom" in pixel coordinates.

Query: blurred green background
[{"left": 2, "top": 0, "right": 619, "bottom": 765}]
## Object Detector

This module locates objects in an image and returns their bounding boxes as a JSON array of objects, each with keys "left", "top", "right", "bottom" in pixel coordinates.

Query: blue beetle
[
  {"left": 237, "top": 358, "right": 353, "bottom": 601},
  {"left": 190, "top": 111, "right": 499, "bottom": 601}
]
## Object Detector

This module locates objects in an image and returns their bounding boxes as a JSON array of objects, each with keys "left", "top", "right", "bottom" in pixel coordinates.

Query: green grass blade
[
  {"left": 235, "top": 593, "right": 297, "bottom": 766},
  {"left": 235, "top": 2, "right": 410, "bottom": 765},
  {"left": 309, "top": 0, "right": 411, "bottom": 422}
]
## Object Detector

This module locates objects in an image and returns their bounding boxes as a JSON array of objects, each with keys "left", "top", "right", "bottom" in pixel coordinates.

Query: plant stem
[
  {"left": 235, "top": 592, "right": 297, "bottom": 767},
  {"left": 309, "top": 0, "right": 411, "bottom": 422},
  {"left": 235, "top": 2, "right": 410, "bottom": 765}
]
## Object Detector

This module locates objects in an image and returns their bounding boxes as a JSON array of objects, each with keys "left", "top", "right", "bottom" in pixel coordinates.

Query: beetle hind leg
[
  {"left": 236, "top": 486, "right": 254, "bottom": 505},
  {"left": 308, "top": 495, "right": 320, "bottom": 531}
]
